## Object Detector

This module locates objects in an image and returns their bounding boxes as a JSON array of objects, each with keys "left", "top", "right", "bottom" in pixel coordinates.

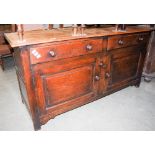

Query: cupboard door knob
[
  {"left": 95, "top": 75, "right": 100, "bottom": 81},
  {"left": 99, "top": 62, "right": 107, "bottom": 68},
  {"left": 86, "top": 44, "right": 93, "bottom": 51},
  {"left": 105, "top": 73, "right": 110, "bottom": 79},
  {"left": 139, "top": 37, "right": 144, "bottom": 41},
  {"left": 118, "top": 40, "right": 124, "bottom": 45},
  {"left": 49, "top": 51, "right": 56, "bottom": 57}
]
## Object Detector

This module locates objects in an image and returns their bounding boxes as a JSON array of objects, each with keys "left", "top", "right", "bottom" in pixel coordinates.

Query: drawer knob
[
  {"left": 95, "top": 75, "right": 100, "bottom": 81},
  {"left": 86, "top": 44, "right": 93, "bottom": 51},
  {"left": 139, "top": 37, "right": 144, "bottom": 41},
  {"left": 118, "top": 40, "right": 124, "bottom": 45},
  {"left": 105, "top": 73, "right": 110, "bottom": 79},
  {"left": 49, "top": 51, "right": 56, "bottom": 57},
  {"left": 99, "top": 62, "right": 107, "bottom": 68}
]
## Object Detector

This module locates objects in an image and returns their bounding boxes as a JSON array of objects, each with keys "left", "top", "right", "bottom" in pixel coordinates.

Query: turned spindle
[{"left": 17, "top": 24, "right": 24, "bottom": 41}]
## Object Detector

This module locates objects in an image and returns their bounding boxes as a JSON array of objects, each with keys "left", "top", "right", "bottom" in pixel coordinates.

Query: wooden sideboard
[{"left": 5, "top": 26, "right": 151, "bottom": 130}]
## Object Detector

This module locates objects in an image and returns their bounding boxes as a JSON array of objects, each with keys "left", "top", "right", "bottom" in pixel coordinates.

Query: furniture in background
[
  {"left": 20, "top": 24, "right": 68, "bottom": 30},
  {"left": 85, "top": 24, "right": 114, "bottom": 28},
  {"left": 0, "top": 24, "right": 15, "bottom": 70},
  {"left": 5, "top": 26, "right": 151, "bottom": 130},
  {"left": 143, "top": 25, "right": 155, "bottom": 82},
  {"left": 15, "top": 24, "right": 67, "bottom": 41},
  {"left": 0, "top": 24, "right": 55, "bottom": 70},
  {"left": 0, "top": 24, "right": 99, "bottom": 71},
  {"left": 18, "top": 24, "right": 53, "bottom": 31}
]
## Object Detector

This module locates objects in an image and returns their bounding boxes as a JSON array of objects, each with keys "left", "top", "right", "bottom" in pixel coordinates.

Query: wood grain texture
[
  {"left": 30, "top": 37, "right": 105, "bottom": 64},
  {"left": 14, "top": 47, "right": 41, "bottom": 130},
  {"left": 33, "top": 53, "right": 99, "bottom": 115},
  {"left": 107, "top": 33, "right": 150, "bottom": 50},
  {"left": 5, "top": 26, "right": 151, "bottom": 48}
]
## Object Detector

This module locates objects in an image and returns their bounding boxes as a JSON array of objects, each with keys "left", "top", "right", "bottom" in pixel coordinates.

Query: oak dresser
[{"left": 5, "top": 26, "right": 151, "bottom": 130}]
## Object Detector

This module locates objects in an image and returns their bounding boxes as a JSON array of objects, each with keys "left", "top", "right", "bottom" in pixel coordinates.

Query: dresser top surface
[{"left": 4, "top": 26, "right": 151, "bottom": 47}]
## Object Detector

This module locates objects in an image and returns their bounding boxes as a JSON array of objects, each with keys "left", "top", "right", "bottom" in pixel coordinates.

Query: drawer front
[
  {"left": 30, "top": 38, "right": 105, "bottom": 64},
  {"left": 107, "top": 33, "right": 150, "bottom": 50}
]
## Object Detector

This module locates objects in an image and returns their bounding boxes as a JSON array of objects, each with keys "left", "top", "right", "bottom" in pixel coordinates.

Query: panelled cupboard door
[
  {"left": 33, "top": 54, "right": 100, "bottom": 114},
  {"left": 109, "top": 46, "right": 145, "bottom": 87}
]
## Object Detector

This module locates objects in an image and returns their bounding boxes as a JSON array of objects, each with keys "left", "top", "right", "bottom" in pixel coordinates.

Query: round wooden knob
[
  {"left": 95, "top": 75, "right": 100, "bottom": 81},
  {"left": 118, "top": 40, "right": 124, "bottom": 45},
  {"left": 49, "top": 51, "right": 56, "bottom": 57},
  {"left": 139, "top": 37, "right": 144, "bottom": 41},
  {"left": 99, "top": 62, "right": 107, "bottom": 68},
  {"left": 86, "top": 44, "right": 93, "bottom": 51},
  {"left": 105, "top": 73, "right": 110, "bottom": 79}
]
